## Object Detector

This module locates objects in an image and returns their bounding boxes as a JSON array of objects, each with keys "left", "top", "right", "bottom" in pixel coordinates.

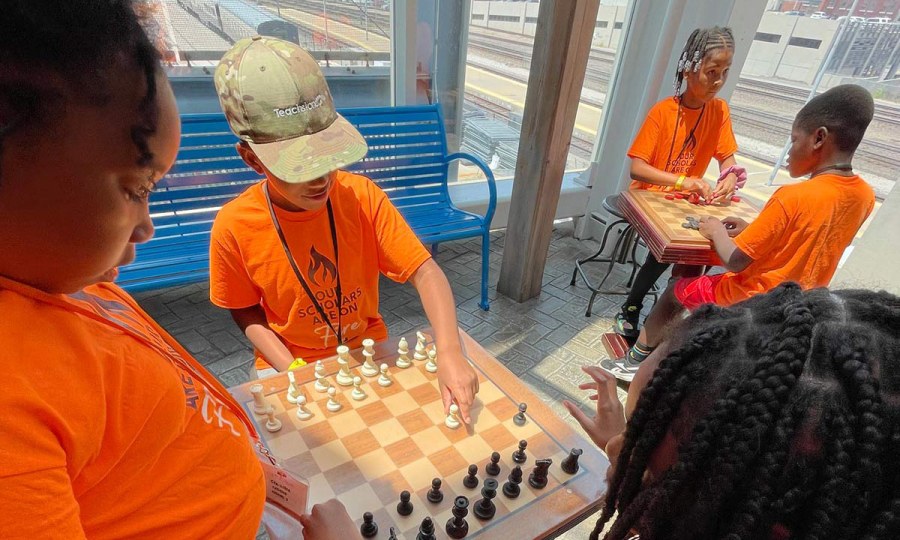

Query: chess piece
[
  {"left": 513, "top": 402, "right": 527, "bottom": 426},
  {"left": 361, "top": 338, "right": 379, "bottom": 377},
  {"left": 473, "top": 478, "right": 498, "bottom": 520},
  {"left": 512, "top": 439, "right": 528, "bottom": 464},
  {"left": 295, "top": 395, "right": 313, "bottom": 421},
  {"left": 360, "top": 511, "right": 378, "bottom": 538},
  {"left": 314, "top": 373, "right": 330, "bottom": 393},
  {"left": 388, "top": 527, "right": 398, "bottom": 540},
  {"left": 427, "top": 477, "right": 443, "bottom": 504},
  {"left": 351, "top": 376, "right": 367, "bottom": 401},
  {"left": 326, "top": 387, "right": 342, "bottom": 412},
  {"left": 463, "top": 464, "right": 479, "bottom": 489},
  {"left": 314, "top": 359, "right": 326, "bottom": 378},
  {"left": 561, "top": 448, "right": 583, "bottom": 474},
  {"left": 397, "top": 490, "right": 413, "bottom": 516},
  {"left": 445, "top": 403, "right": 461, "bottom": 429},
  {"left": 396, "top": 337, "right": 412, "bottom": 369},
  {"left": 425, "top": 348, "right": 438, "bottom": 373},
  {"left": 528, "top": 458, "right": 552, "bottom": 489},
  {"left": 417, "top": 517, "right": 436, "bottom": 540},
  {"left": 286, "top": 371, "right": 302, "bottom": 404},
  {"left": 264, "top": 406, "right": 282, "bottom": 432},
  {"left": 485, "top": 451, "right": 501, "bottom": 476},
  {"left": 414, "top": 331, "right": 428, "bottom": 361},
  {"left": 336, "top": 345, "right": 354, "bottom": 386},
  {"left": 249, "top": 384, "right": 268, "bottom": 415},
  {"left": 377, "top": 363, "right": 393, "bottom": 387},
  {"left": 445, "top": 496, "right": 470, "bottom": 539},
  {"left": 502, "top": 466, "right": 523, "bottom": 498}
]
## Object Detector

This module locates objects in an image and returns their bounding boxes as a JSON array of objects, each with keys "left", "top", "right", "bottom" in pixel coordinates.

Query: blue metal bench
[{"left": 118, "top": 104, "right": 497, "bottom": 310}]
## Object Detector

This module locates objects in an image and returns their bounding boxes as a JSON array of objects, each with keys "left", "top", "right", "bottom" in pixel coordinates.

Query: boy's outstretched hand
[
  {"left": 721, "top": 216, "right": 749, "bottom": 237},
  {"left": 438, "top": 351, "right": 479, "bottom": 424},
  {"left": 563, "top": 366, "right": 626, "bottom": 452},
  {"left": 299, "top": 499, "right": 361, "bottom": 540},
  {"left": 698, "top": 216, "right": 726, "bottom": 240}
]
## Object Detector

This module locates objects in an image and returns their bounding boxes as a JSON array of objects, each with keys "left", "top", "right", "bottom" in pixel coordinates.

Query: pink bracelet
[{"left": 717, "top": 165, "right": 747, "bottom": 190}]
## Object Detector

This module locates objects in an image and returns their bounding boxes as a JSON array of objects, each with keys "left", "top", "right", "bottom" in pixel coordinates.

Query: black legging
[{"left": 624, "top": 252, "right": 670, "bottom": 309}]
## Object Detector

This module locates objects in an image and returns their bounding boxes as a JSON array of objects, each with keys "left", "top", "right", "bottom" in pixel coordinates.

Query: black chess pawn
[
  {"left": 512, "top": 439, "right": 528, "bottom": 464},
  {"left": 397, "top": 490, "right": 414, "bottom": 516},
  {"left": 360, "top": 511, "right": 378, "bottom": 538},
  {"left": 445, "top": 496, "right": 470, "bottom": 539},
  {"left": 502, "top": 465, "right": 523, "bottom": 498},
  {"left": 513, "top": 402, "right": 527, "bottom": 426},
  {"left": 388, "top": 527, "right": 398, "bottom": 540},
  {"left": 485, "top": 451, "right": 501, "bottom": 476},
  {"left": 417, "top": 516, "right": 437, "bottom": 540},
  {"left": 427, "top": 477, "right": 444, "bottom": 503},
  {"left": 561, "top": 448, "right": 583, "bottom": 474},
  {"left": 528, "top": 458, "right": 553, "bottom": 489},
  {"left": 463, "top": 464, "right": 479, "bottom": 489},
  {"left": 473, "top": 478, "right": 498, "bottom": 520}
]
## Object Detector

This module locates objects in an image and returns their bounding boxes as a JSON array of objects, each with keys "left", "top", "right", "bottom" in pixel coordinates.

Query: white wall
[{"left": 743, "top": 13, "right": 840, "bottom": 84}]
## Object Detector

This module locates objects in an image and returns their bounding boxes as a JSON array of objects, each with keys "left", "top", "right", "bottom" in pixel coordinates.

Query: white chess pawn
[
  {"left": 425, "top": 348, "right": 438, "bottom": 373},
  {"left": 351, "top": 376, "right": 367, "bottom": 401},
  {"left": 250, "top": 383, "right": 268, "bottom": 415},
  {"left": 286, "top": 371, "right": 302, "bottom": 404},
  {"left": 413, "top": 332, "right": 427, "bottom": 362},
  {"left": 360, "top": 338, "right": 379, "bottom": 377},
  {"left": 326, "top": 387, "right": 342, "bottom": 412},
  {"left": 396, "top": 337, "right": 412, "bottom": 369},
  {"left": 295, "top": 395, "right": 313, "bottom": 421},
  {"left": 265, "top": 406, "right": 283, "bottom": 432},
  {"left": 445, "top": 403, "right": 461, "bottom": 429},
  {"left": 314, "top": 373, "right": 331, "bottom": 393},
  {"left": 377, "top": 363, "right": 393, "bottom": 387},
  {"left": 314, "top": 359, "right": 326, "bottom": 378},
  {"left": 335, "top": 345, "right": 354, "bottom": 386}
]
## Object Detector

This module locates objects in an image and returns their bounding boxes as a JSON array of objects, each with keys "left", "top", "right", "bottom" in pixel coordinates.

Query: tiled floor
[{"left": 133, "top": 220, "right": 646, "bottom": 538}]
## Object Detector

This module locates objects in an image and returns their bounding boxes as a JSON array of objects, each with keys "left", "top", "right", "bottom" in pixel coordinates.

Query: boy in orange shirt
[
  {"left": 210, "top": 38, "right": 480, "bottom": 423},
  {"left": 0, "top": 2, "right": 354, "bottom": 537},
  {"left": 601, "top": 84, "right": 876, "bottom": 382}
]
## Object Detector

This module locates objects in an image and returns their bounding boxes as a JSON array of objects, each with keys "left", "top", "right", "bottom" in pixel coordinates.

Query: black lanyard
[
  {"left": 665, "top": 101, "right": 706, "bottom": 173},
  {"left": 263, "top": 183, "right": 343, "bottom": 345}
]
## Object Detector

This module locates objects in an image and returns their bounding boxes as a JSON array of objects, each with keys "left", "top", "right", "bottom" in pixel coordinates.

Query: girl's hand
[
  {"left": 563, "top": 366, "right": 626, "bottom": 451},
  {"left": 437, "top": 351, "right": 479, "bottom": 424},
  {"left": 682, "top": 177, "right": 711, "bottom": 200},
  {"left": 711, "top": 173, "right": 737, "bottom": 203}
]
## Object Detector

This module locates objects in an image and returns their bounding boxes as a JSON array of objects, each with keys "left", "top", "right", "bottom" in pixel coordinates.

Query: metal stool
[{"left": 570, "top": 194, "right": 657, "bottom": 317}]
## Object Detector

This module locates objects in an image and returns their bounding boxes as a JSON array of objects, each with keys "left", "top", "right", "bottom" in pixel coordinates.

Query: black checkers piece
[
  {"left": 473, "top": 478, "right": 498, "bottom": 520},
  {"left": 397, "top": 490, "right": 414, "bottom": 516},
  {"left": 561, "top": 448, "right": 583, "bottom": 474},
  {"left": 502, "top": 465, "right": 523, "bottom": 498},
  {"left": 513, "top": 402, "right": 527, "bottom": 426},
  {"left": 417, "top": 516, "right": 437, "bottom": 540},
  {"left": 485, "top": 451, "right": 501, "bottom": 476},
  {"left": 445, "top": 496, "right": 470, "bottom": 539},
  {"left": 528, "top": 458, "right": 552, "bottom": 489},
  {"left": 427, "top": 477, "right": 444, "bottom": 503},
  {"left": 512, "top": 439, "right": 528, "bottom": 464},
  {"left": 360, "top": 511, "right": 378, "bottom": 538},
  {"left": 463, "top": 464, "right": 479, "bottom": 489}
]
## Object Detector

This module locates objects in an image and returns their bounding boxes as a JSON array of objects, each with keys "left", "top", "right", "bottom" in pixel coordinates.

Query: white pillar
[{"left": 391, "top": 0, "right": 418, "bottom": 106}]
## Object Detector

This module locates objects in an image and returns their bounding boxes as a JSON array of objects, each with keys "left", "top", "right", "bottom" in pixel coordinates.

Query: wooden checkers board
[
  {"left": 230, "top": 329, "right": 609, "bottom": 539},
  {"left": 619, "top": 189, "right": 760, "bottom": 266}
]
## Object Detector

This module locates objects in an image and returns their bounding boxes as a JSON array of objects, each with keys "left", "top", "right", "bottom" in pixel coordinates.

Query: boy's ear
[
  {"left": 812, "top": 126, "right": 829, "bottom": 150},
  {"left": 236, "top": 142, "right": 266, "bottom": 175}
]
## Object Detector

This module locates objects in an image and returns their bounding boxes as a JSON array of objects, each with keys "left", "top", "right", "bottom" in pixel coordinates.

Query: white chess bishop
[
  {"left": 425, "top": 348, "right": 438, "bottom": 373},
  {"left": 335, "top": 345, "right": 354, "bottom": 386},
  {"left": 286, "top": 371, "right": 302, "bottom": 403},
  {"left": 413, "top": 331, "right": 428, "bottom": 362},
  {"left": 361, "top": 338, "right": 379, "bottom": 377},
  {"left": 314, "top": 360, "right": 326, "bottom": 379},
  {"left": 314, "top": 373, "right": 331, "bottom": 393},
  {"left": 377, "top": 363, "right": 393, "bottom": 387},
  {"left": 395, "top": 337, "right": 412, "bottom": 369}
]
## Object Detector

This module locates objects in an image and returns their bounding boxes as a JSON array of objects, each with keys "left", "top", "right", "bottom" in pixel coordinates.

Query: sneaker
[
  {"left": 613, "top": 304, "right": 642, "bottom": 339},
  {"left": 599, "top": 356, "right": 641, "bottom": 383}
]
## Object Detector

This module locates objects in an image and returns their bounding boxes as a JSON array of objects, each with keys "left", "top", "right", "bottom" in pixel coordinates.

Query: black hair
[
  {"left": 590, "top": 283, "right": 900, "bottom": 540},
  {"left": 794, "top": 84, "right": 874, "bottom": 153},
  {"left": 0, "top": 0, "right": 162, "bottom": 179},
  {"left": 673, "top": 26, "right": 735, "bottom": 96}
]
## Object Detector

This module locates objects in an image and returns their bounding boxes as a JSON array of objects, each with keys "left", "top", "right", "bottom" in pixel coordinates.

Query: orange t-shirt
[
  {"left": 715, "top": 174, "right": 875, "bottom": 306},
  {"left": 627, "top": 96, "right": 738, "bottom": 191},
  {"left": 210, "top": 170, "right": 431, "bottom": 368},
  {"left": 0, "top": 278, "right": 264, "bottom": 539}
]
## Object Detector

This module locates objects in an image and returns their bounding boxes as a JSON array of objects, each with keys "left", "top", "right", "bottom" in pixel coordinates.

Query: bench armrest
[{"left": 444, "top": 152, "right": 497, "bottom": 227}]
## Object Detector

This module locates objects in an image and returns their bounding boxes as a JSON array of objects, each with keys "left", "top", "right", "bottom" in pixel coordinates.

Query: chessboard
[
  {"left": 230, "top": 329, "right": 609, "bottom": 539},
  {"left": 619, "top": 189, "right": 760, "bottom": 266}
]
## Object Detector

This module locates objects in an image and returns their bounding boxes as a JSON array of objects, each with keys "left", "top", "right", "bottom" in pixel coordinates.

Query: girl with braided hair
[
  {"left": 0, "top": 1, "right": 356, "bottom": 538},
  {"left": 568, "top": 283, "right": 900, "bottom": 539},
  {"left": 610, "top": 26, "right": 742, "bottom": 367}
]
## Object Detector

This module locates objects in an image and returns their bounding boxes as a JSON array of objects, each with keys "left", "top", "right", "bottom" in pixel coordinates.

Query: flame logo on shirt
[{"left": 307, "top": 245, "right": 337, "bottom": 287}]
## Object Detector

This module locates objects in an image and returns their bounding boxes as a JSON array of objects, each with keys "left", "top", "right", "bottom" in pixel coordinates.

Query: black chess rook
[
  {"left": 397, "top": 490, "right": 414, "bottom": 516},
  {"left": 512, "top": 439, "right": 528, "bottom": 464},
  {"left": 360, "top": 511, "right": 378, "bottom": 538},
  {"left": 561, "top": 448, "right": 583, "bottom": 474},
  {"left": 502, "top": 465, "right": 523, "bottom": 498},
  {"left": 427, "top": 477, "right": 444, "bottom": 503},
  {"left": 485, "top": 451, "right": 501, "bottom": 476},
  {"left": 445, "top": 496, "right": 470, "bottom": 539},
  {"left": 417, "top": 516, "right": 437, "bottom": 540},
  {"left": 528, "top": 458, "right": 552, "bottom": 489},
  {"left": 463, "top": 464, "right": 479, "bottom": 489},
  {"left": 474, "top": 478, "right": 498, "bottom": 520}
]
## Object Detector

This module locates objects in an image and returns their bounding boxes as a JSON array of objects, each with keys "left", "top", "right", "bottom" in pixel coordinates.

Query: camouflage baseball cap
[{"left": 214, "top": 36, "right": 367, "bottom": 183}]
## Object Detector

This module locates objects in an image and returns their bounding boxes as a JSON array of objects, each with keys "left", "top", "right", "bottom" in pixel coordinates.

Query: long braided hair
[
  {"left": 590, "top": 283, "right": 900, "bottom": 540},
  {"left": 673, "top": 26, "right": 735, "bottom": 97}
]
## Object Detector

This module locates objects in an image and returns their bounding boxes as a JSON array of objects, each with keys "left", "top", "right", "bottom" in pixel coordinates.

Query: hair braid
[
  {"left": 672, "top": 26, "right": 734, "bottom": 96},
  {"left": 801, "top": 409, "right": 856, "bottom": 540}
]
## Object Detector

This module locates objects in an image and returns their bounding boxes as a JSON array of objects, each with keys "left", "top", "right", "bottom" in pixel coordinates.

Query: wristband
[
  {"left": 674, "top": 175, "right": 686, "bottom": 190},
  {"left": 288, "top": 357, "right": 307, "bottom": 369}
]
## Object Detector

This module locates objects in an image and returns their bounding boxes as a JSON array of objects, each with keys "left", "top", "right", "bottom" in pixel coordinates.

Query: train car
[{"left": 180, "top": 0, "right": 299, "bottom": 45}]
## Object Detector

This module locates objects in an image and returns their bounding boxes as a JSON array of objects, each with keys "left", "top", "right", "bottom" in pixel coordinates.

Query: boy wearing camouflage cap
[{"left": 210, "top": 37, "right": 479, "bottom": 423}]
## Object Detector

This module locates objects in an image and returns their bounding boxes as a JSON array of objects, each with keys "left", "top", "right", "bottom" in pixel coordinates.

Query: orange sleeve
[
  {"left": 367, "top": 182, "right": 431, "bottom": 283},
  {"left": 714, "top": 102, "right": 738, "bottom": 162},
  {"left": 627, "top": 104, "right": 662, "bottom": 165},
  {"left": 734, "top": 195, "right": 791, "bottom": 261},
  {"left": 209, "top": 220, "right": 261, "bottom": 309}
]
